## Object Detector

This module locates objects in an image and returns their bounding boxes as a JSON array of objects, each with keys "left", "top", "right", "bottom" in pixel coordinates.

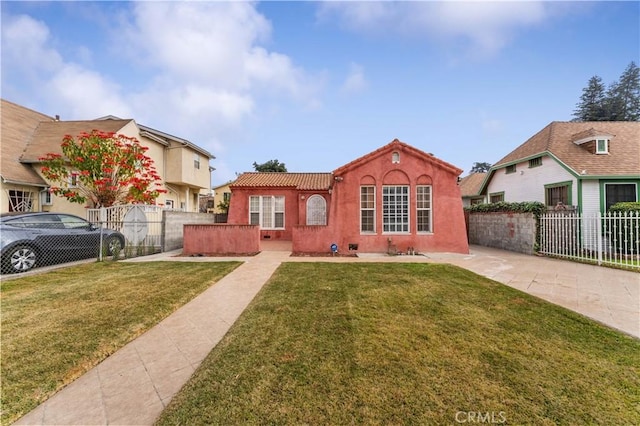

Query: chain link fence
[
  {"left": 1, "top": 207, "right": 163, "bottom": 275},
  {"left": 1, "top": 213, "right": 125, "bottom": 275}
]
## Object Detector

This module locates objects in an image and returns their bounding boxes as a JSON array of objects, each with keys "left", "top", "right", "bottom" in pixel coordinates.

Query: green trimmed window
[{"left": 490, "top": 192, "right": 504, "bottom": 203}]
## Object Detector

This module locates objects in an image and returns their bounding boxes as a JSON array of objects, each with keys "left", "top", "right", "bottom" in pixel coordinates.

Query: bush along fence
[{"left": 466, "top": 201, "right": 639, "bottom": 271}]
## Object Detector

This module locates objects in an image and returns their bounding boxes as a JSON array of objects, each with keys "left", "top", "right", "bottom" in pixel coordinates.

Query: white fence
[
  {"left": 87, "top": 205, "right": 165, "bottom": 257},
  {"left": 539, "top": 212, "right": 639, "bottom": 270}
]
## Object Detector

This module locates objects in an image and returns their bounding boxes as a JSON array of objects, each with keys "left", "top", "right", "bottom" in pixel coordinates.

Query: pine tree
[
  {"left": 607, "top": 62, "right": 640, "bottom": 121},
  {"left": 573, "top": 75, "right": 606, "bottom": 121}
]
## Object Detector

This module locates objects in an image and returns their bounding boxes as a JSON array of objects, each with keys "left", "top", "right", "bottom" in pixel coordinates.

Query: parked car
[{"left": 1, "top": 212, "right": 125, "bottom": 274}]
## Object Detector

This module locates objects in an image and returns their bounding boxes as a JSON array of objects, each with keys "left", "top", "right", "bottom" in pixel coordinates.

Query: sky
[{"left": 2, "top": 1, "right": 639, "bottom": 188}]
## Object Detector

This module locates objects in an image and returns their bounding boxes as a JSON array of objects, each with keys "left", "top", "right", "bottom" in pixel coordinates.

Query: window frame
[
  {"left": 416, "top": 185, "right": 432, "bottom": 233},
  {"left": 360, "top": 186, "right": 376, "bottom": 233},
  {"left": 544, "top": 181, "right": 572, "bottom": 208},
  {"left": 40, "top": 189, "right": 53, "bottom": 206},
  {"left": 249, "top": 195, "right": 286, "bottom": 230},
  {"left": 8, "top": 190, "right": 34, "bottom": 212},
  {"left": 382, "top": 185, "right": 410, "bottom": 234},
  {"left": 596, "top": 139, "right": 609, "bottom": 154},
  {"left": 603, "top": 182, "right": 637, "bottom": 211},
  {"left": 528, "top": 157, "right": 542, "bottom": 168},
  {"left": 489, "top": 192, "right": 504, "bottom": 203},
  {"left": 306, "top": 194, "right": 327, "bottom": 226},
  {"left": 505, "top": 165, "right": 516, "bottom": 174},
  {"left": 194, "top": 153, "right": 201, "bottom": 169}
]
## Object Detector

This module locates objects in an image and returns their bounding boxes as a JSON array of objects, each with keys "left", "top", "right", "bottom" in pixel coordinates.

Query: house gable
[{"left": 333, "top": 139, "right": 462, "bottom": 178}]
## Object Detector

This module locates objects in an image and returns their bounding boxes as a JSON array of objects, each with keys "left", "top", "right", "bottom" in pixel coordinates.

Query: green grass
[
  {"left": 0, "top": 261, "right": 241, "bottom": 425},
  {"left": 157, "top": 263, "right": 640, "bottom": 425}
]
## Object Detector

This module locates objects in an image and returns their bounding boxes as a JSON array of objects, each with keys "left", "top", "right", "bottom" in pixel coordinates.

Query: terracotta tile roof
[
  {"left": 231, "top": 172, "right": 333, "bottom": 191},
  {"left": 20, "top": 119, "right": 132, "bottom": 163},
  {"left": 333, "top": 138, "right": 463, "bottom": 176},
  {"left": 459, "top": 173, "right": 486, "bottom": 197},
  {"left": 494, "top": 121, "right": 640, "bottom": 176},
  {"left": 1, "top": 99, "right": 54, "bottom": 186}
]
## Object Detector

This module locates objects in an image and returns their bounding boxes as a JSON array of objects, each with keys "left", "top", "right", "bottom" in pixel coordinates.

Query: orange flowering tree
[{"left": 40, "top": 130, "right": 167, "bottom": 208}]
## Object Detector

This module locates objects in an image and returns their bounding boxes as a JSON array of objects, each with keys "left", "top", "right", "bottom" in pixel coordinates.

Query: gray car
[{"left": 1, "top": 212, "right": 125, "bottom": 274}]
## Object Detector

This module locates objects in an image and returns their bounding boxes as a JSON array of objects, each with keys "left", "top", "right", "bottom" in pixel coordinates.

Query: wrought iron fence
[{"left": 539, "top": 211, "right": 640, "bottom": 270}]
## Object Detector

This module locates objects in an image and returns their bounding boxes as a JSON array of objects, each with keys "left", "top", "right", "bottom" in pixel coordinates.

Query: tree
[
  {"left": 253, "top": 159, "right": 287, "bottom": 172},
  {"left": 470, "top": 162, "right": 491, "bottom": 173},
  {"left": 217, "top": 199, "right": 230, "bottom": 213},
  {"left": 607, "top": 61, "right": 640, "bottom": 121},
  {"left": 572, "top": 62, "right": 640, "bottom": 122},
  {"left": 40, "top": 130, "right": 166, "bottom": 208},
  {"left": 573, "top": 75, "right": 607, "bottom": 121}
]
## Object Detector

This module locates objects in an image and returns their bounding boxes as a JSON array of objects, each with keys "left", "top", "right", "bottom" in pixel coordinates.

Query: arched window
[
  {"left": 306, "top": 195, "right": 327, "bottom": 225},
  {"left": 392, "top": 152, "right": 400, "bottom": 163}
]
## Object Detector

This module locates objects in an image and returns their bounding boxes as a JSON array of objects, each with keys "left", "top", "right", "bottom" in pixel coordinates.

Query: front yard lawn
[
  {"left": 0, "top": 261, "right": 241, "bottom": 426},
  {"left": 158, "top": 263, "right": 640, "bottom": 425}
]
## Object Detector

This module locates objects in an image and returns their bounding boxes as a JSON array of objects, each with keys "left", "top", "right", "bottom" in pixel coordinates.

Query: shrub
[
  {"left": 606, "top": 202, "right": 640, "bottom": 254},
  {"left": 609, "top": 202, "right": 640, "bottom": 213},
  {"left": 465, "top": 201, "right": 546, "bottom": 217}
]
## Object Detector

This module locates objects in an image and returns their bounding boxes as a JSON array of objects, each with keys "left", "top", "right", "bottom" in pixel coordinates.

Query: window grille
[
  {"left": 383, "top": 185, "right": 409, "bottom": 233},
  {"left": 306, "top": 195, "right": 326, "bottom": 225}
]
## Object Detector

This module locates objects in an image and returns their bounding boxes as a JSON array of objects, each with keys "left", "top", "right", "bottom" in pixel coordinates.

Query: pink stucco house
[{"left": 221, "top": 139, "right": 469, "bottom": 255}]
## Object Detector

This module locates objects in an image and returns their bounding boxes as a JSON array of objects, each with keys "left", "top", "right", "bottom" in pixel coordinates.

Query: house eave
[
  {"left": 1, "top": 176, "right": 48, "bottom": 188},
  {"left": 572, "top": 133, "right": 614, "bottom": 145}
]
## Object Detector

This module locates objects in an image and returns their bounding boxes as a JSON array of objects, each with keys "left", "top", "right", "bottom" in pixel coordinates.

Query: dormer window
[
  {"left": 392, "top": 152, "right": 400, "bottom": 164},
  {"left": 596, "top": 139, "right": 608, "bottom": 154},
  {"left": 571, "top": 129, "right": 613, "bottom": 155}
]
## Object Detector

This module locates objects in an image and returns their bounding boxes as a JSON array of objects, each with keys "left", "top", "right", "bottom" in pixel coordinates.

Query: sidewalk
[
  {"left": 15, "top": 250, "right": 290, "bottom": 425},
  {"left": 15, "top": 245, "right": 639, "bottom": 425}
]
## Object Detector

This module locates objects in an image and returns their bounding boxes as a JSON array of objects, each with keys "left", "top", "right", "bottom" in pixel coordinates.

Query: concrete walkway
[{"left": 15, "top": 245, "right": 639, "bottom": 425}]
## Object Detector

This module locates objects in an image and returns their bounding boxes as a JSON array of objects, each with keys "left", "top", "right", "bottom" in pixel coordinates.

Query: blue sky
[{"left": 2, "top": 1, "right": 638, "bottom": 187}]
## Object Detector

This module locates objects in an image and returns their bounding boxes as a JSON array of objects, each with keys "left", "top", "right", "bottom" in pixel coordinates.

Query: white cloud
[
  {"left": 317, "top": 1, "right": 570, "bottom": 57},
  {"left": 2, "top": 2, "right": 322, "bottom": 169},
  {"left": 121, "top": 2, "right": 321, "bottom": 110},
  {"left": 48, "top": 64, "right": 132, "bottom": 119},
  {"left": 341, "top": 62, "right": 368, "bottom": 94},
  {"left": 1, "top": 14, "right": 63, "bottom": 77}
]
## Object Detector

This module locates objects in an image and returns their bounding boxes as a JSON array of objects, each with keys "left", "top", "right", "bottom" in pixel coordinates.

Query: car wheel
[
  {"left": 105, "top": 236, "right": 123, "bottom": 256},
  {"left": 4, "top": 245, "right": 37, "bottom": 273}
]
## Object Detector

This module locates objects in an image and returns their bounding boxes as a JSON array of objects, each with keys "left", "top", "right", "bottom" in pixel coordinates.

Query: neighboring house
[
  {"left": 481, "top": 121, "right": 640, "bottom": 214},
  {"left": 227, "top": 139, "right": 469, "bottom": 254},
  {"left": 1, "top": 99, "right": 214, "bottom": 215},
  {"left": 211, "top": 181, "right": 234, "bottom": 213},
  {"left": 459, "top": 173, "right": 487, "bottom": 207}
]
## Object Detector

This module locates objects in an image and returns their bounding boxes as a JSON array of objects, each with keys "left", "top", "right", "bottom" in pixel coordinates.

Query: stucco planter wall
[{"left": 183, "top": 224, "right": 260, "bottom": 255}]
